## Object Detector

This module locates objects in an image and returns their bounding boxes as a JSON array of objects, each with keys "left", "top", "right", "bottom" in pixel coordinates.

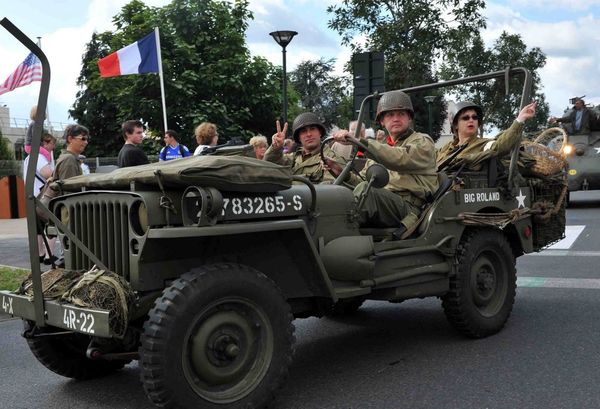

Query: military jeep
[{"left": 1, "top": 19, "right": 566, "bottom": 409}]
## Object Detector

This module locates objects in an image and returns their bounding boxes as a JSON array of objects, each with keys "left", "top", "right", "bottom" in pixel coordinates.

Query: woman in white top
[
  {"left": 193, "top": 122, "right": 218, "bottom": 155},
  {"left": 23, "top": 133, "right": 57, "bottom": 263}
]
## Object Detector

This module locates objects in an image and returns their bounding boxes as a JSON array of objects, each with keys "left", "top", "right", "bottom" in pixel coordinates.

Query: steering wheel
[{"left": 320, "top": 136, "right": 382, "bottom": 186}]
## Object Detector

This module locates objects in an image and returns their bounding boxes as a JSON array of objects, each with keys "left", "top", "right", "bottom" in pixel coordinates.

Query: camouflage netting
[
  {"left": 19, "top": 268, "right": 83, "bottom": 299},
  {"left": 18, "top": 267, "right": 135, "bottom": 337},
  {"left": 528, "top": 174, "right": 567, "bottom": 250},
  {"left": 62, "top": 268, "right": 136, "bottom": 337},
  {"left": 54, "top": 155, "right": 293, "bottom": 193}
]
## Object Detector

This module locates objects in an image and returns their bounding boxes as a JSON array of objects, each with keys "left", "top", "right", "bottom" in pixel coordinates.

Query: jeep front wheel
[
  {"left": 140, "top": 263, "right": 295, "bottom": 409},
  {"left": 24, "top": 321, "right": 127, "bottom": 379},
  {"left": 442, "top": 229, "right": 516, "bottom": 338}
]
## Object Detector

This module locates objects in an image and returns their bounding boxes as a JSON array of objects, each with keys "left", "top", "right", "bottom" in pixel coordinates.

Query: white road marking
[
  {"left": 527, "top": 250, "right": 600, "bottom": 257},
  {"left": 518, "top": 277, "right": 600, "bottom": 289},
  {"left": 544, "top": 225, "right": 585, "bottom": 250}
]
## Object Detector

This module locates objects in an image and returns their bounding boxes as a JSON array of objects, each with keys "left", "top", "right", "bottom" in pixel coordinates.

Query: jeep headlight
[
  {"left": 562, "top": 144, "right": 573, "bottom": 155},
  {"left": 130, "top": 201, "right": 148, "bottom": 236},
  {"left": 57, "top": 204, "right": 69, "bottom": 225}
]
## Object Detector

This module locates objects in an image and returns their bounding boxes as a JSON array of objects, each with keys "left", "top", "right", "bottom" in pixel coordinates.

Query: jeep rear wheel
[
  {"left": 140, "top": 263, "right": 294, "bottom": 409},
  {"left": 24, "top": 321, "right": 127, "bottom": 379},
  {"left": 442, "top": 229, "right": 516, "bottom": 338}
]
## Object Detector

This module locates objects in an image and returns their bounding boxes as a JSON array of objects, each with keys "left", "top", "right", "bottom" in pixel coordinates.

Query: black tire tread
[
  {"left": 441, "top": 228, "right": 517, "bottom": 338},
  {"left": 140, "top": 262, "right": 295, "bottom": 409},
  {"left": 25, "top": 321, "right": 126, "bottom": 380}
]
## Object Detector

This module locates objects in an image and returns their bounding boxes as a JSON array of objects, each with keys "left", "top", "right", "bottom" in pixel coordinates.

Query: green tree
[
  {"left": 0, "top": 132, "right": 14, "bottom": 160},
  {"left": 70, "top": 0, "right": 282, "bottom": 156},
  {"left": 327, "top": 0, "right": 486, "bottom": 140},
  {"left": 439, "top": 31, "right": 549, "bottom": 133},
  {"left": 289, "top": 58, "right": 351, "bottom": 129}
]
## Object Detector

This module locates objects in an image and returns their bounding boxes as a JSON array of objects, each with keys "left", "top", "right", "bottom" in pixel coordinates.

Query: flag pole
[
  {"left": 37, "top": 36, "right": 52, "bottom": 134},
  {"left": 154, "top": 27, "right": 168, "bottom": 132}
]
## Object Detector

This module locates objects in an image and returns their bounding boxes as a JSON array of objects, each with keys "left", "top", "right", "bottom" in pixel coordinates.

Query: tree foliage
[
  {"left": 439, "top": 31, "right": 550, "bottom": 133},
  {"left": 70, "top": 0, "right": 281, "bottom": 156},
  {"left": 0, "top": 135, "right": 13, "bottom": 160},
  {"left": 289, "top": 58, "right": 352, "bottom": 129},
  {"left": 327, "top": 0, "right": 486, "bottom": 139}
]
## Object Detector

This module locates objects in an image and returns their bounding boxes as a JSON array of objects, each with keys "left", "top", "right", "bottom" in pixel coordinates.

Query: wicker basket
[{"left": 522, "top": 127, "right": 567, "bottom": 176}]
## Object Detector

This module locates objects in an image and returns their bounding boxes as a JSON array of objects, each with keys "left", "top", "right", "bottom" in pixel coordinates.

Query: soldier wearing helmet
[
  {"left": 264, "top": 113, "right": 345, "bottom": 183},
  {"left": 437, "top": 100, "right": 537, "bottom": 170},
  {"left": 331, "top": 90, "right": 438, "bottom": 233}
]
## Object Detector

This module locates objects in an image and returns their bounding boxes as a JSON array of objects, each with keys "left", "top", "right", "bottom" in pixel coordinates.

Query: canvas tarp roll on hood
[{"left": 56, "top": 155, "right": 293, "bottom": 192}]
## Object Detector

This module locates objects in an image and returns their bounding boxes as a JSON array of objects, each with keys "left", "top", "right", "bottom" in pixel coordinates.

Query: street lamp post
[
  {"left": 424, "top": 95, "right": 437, "bottom": 137},
  {"left": 269, "top": 30, "right": 298, "bottom": 126}
]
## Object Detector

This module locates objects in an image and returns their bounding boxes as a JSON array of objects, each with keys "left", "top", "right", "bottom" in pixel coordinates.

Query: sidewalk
[
  {"left": 0, "top": 218, "right": 28, "bottom": 321},
  {"left": 0, "top": 217, "right": 28, "bottom": 239},
  {"left": 0, "top": 217, "right": 34, "bottom": 269}
]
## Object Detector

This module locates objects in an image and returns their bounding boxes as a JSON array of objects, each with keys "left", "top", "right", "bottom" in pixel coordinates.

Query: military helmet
[
  {"left": 376, "top": 91, "right": 414, "bottom": 122},
  {"left": 451, "top": 101, "right": 484, "bottom": 134},
  {"left": 292, "top": 112, "right": 326, "bottom": 143}
]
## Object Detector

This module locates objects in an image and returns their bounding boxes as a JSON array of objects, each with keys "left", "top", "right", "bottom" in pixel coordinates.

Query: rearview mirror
[{"left": 365, "top": 164, "right": 389, "bottom": 189}]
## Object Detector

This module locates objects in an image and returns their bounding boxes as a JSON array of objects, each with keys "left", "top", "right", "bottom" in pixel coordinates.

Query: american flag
[{"left": 0, "top": 52, "right": 42, "bottom": 96}]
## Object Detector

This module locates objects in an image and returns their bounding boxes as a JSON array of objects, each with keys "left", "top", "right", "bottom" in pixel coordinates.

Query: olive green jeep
[{"left": 0, "top": 18, "right": 566, "bottom": 409}]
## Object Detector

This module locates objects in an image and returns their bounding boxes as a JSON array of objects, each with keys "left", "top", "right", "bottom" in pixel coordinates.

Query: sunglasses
[
  {"left": 73, "top": 136, "right": 90, "bottom": 142},
  {"left": 460, "top": 114, "right": 479, "bottom": 121}
]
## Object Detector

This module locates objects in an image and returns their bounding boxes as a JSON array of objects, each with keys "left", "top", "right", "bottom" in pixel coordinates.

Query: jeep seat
[{"left": 359, "top": 172, "right": 453, "bottom": 241}]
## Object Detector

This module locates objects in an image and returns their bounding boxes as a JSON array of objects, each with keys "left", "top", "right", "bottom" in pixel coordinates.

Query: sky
[{"left": 0, "top": 0, "right": 599, "bottom": 130}]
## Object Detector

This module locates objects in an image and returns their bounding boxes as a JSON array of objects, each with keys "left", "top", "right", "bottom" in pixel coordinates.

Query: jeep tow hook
[{"left": 86, "top": 348, "right": 139, "bottom": 361}]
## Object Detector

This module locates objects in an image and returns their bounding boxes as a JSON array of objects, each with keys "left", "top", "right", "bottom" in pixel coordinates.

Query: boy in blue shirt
[{"left": 159, "top": 130, "right": 191, "bottom": 161}]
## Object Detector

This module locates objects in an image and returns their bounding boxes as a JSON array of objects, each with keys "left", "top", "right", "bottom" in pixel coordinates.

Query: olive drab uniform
[
  {"left": 437, "top": 120, "right": 524, "bottom": 171},
  {"left": 264, "top": 144, "right": 344, "bottom": 183},
  {"left": 351, "top": 128, "right": 438, "bottom": 229}
]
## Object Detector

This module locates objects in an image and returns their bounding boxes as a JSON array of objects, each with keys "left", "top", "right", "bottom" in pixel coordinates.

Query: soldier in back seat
[
  {"left": 437, "top": 101, "right": 537, "bottom": 171},
  {"left": 264, "top": 112, "right": 345, "bottom": 183}
]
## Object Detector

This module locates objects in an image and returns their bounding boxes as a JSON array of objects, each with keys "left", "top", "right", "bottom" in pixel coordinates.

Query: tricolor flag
[
  {"left": 0, "top": 52, "right": 42, "bottom": 96},
  {"left": 98, "top": 32, "right": 159, "bottom": 78}
]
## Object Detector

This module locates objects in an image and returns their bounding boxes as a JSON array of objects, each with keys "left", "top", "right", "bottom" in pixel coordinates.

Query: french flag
[{"left": 98, "top": 32, "right": 159, "bottom": 78}]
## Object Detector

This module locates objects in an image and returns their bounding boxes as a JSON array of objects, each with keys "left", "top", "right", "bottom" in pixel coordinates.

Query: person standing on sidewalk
[{"left": 117, "top": 120, "right": 149, "bottom": 168}]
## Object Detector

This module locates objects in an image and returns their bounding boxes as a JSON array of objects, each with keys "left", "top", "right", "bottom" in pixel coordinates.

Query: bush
[{"left": 0, "top": 136, "right": 14, "bottom": 160}]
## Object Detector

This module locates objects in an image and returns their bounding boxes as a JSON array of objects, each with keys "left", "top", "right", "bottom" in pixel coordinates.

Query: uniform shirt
[
  {"left": 264, "top": 144, "right": 345, "bottom": 183},
  {"left": 349, "top": 129, "right": 438, "bottom": 202},
  {"left": 436, "top": 120, "right": 524, "bottom": 171},
  {"left": 159, "top": 143, "right": 191, "bottom": 161}
]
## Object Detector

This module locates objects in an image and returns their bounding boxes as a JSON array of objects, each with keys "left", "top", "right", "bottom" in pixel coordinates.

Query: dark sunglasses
[
  {"left": 460, "top": 114, "right": 479, "bottom": 121},
  {"left": 73, "top": 135, "right": 90, "bottom": 142}
]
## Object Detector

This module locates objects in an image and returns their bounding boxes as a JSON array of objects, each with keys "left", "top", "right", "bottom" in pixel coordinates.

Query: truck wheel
[
  {"left": 442, "top": 229, "right": 516, "bottom": 338},
  {"left": 24, "top": 321, "right": 127, "bottom": 379},
  {"left": 140, "top": 263, "right": 295, "bottom": 409}
]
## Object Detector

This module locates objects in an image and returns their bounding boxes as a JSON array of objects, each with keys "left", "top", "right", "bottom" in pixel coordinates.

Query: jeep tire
[
  {"left": 140, "top": 263, "right": 295, "bottom": 409},
  {"left": 441, "top": 229, "right": 517, "bottom": 338},
  {"left": 24, "top": 321, "right": 127, "bottom": 379}
]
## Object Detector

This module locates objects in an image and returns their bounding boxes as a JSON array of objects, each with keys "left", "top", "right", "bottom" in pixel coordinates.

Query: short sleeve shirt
[{"left": 159, "top": 144, "right": 191, "bottom": 161}]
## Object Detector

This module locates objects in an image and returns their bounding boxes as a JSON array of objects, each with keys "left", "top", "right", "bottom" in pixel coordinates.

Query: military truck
[
  {"left": 547, "top": 97, "right": 600, "bottom": 201},
  {"left": 1, "top": 19, "right": 566, "bottom": 409}
]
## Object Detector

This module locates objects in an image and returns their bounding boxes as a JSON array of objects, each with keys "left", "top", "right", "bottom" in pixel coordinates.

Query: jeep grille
[{"left": 59, "top": 196, "right": 132, "bottom": 278}]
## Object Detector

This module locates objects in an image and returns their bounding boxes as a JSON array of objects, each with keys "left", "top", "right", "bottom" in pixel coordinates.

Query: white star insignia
[
  {"left": 595, "top": 147, "right": 600, "bottom": 154},
  {"left": 516, "top": 189, "right": 526, "bottom": 208}
]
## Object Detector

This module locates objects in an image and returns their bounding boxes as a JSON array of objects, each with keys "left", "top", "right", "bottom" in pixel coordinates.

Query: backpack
[{"left": 161, "top": 144, "right": 185, "bottom": 161}]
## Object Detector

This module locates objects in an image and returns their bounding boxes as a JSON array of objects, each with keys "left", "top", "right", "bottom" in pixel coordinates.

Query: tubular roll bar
[
  {"left": 354, "top": 67, "right": 532, "bottom": 190},
  {"left": 1, "top": 18, "right": 51, "bottom": 325}
]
